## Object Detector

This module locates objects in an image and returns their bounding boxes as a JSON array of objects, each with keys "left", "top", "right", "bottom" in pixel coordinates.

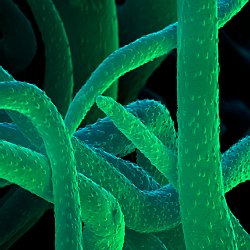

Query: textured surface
[{"left": 0, "top": 0, "right": 249, "bottom": 249}]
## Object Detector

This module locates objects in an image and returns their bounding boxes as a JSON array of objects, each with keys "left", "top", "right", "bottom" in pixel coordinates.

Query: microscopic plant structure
[{"left": 0, "top": 0, "right": 249, "bottom": 249}]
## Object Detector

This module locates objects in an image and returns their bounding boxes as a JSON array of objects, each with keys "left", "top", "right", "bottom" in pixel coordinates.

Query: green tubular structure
[
  {"left": 94, "top": 92, "right": 249, "bottom": 246},
  {"left": 1, "top": 116, "right": 249, "bottom": 202},
  {"left": 72, "top": 137, "right": 180, "bottom": 233},
  {"left": 93, "top": 147, "right": 161, "bottom": 191},
  {"left": 64, "top": 0, "right": 249, "bottom": 137},
  {"left": 75, "top": 99, "right": 177, "bottom": 157},
  {"left": 93, "top": 94, "right": 249, "bottom": 246},
  {"left": 177, "top": 0, "right": 237, "bottom": 249},
  {"left": 0, "top": 81, "right": 82, "bottom": 250},
  {"left": 26, "top": 0, "right": 74, "bottom": 117},
  {"left": 156, "top": 215, "right": 250, "bottom": 250},
  {"left": 117, "top": 0, "right": 177, "bottom": 104},
  {"left": 0, "top": 120, "right": 48, "bottom": 248},
  {"left": 0, "top": 66, "right": 65, "bottom": 248},
  {"left": 94, "top": 95, "right": 249, "bottom": 191},
  {"left": 136, "top": 150, "right": 169, "bottom": 186},
  {"left": 64, "top": 22, "right": 177, "bottom": 137},
  {"left": 78, "top": 98, "right": 176, "bottom": 186},
  {"left": 1, "top": 102, "right": 249, "bottom": 243},
  {"left": 0, "top": 139, "right": 125, "bottom": 250},
  {"left": 1, "top": 131, "right": 250, "bottom": 248},
  {"left": 0, "top": 98, "right": 173, "bottom": 157},
  {"left": 1, "top": 125, "right": 249, "bottom": 234},
  {"left": 53, "top": 0, "right": 119, "bottom": 125},
  {"left": 0, "top": 98, "right": 170, "bottom": 236},
  {"left": 0, "top": 0, "right": 36, "bottom": 73},
  {"left": 0, "top": 0, "right": 249, "bottom": 248},
  {"left": 96, "top": 95, "right": 177, "bottom": 188},
  {"left": 0, "top": 122, "right": 35, "bottom": 151},
  {"left": 222, "top": 135, "right": 250, "bottom": 192},
  {"left": 0, "top": 125, "right": 249, "bottom": 247},
  {"left": 0, "top": 67, "right": 43, "bottom": 152}
]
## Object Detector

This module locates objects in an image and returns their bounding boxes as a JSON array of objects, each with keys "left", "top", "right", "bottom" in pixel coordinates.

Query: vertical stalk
[
  {"left": 27, "top": 0, "right": 74, "bottom": 117},
  {"left": 53, "top": 0, "right": 119, "bottom": 125},
  {"left": 177, "top": 0, "right": 237, "bottom": 249}
]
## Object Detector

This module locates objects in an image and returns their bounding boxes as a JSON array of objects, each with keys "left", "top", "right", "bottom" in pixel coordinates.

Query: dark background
[{"left": 0, "top": 0, "right": 249, "bottom": 249}]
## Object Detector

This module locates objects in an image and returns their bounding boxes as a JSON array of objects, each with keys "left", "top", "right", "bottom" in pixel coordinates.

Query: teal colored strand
[
  {"left": 93, "top": 147, "right": 161, "bottom": 191},
  {"left": 0, "top": 136, "right": 179, "bottom": 233},
  {"left": 230, "top": 214, "right": 250, "bottom": 249},
  {"left": 26, "top": 0, "right": 74, "bottom": 117},
  {"left": 1, "top": 118, "right": 249, "bottom": 198},
  {"left": 64, "top": 22, "right": 177, "bottom": 137},
  {"left": 222, "top": 135, "right": 250, "bottom": 192},
  {"left": 177, "top": 0, "right": 237, "bottom": 249},
  {"left": 118, "top": 0, "right": 177, "bottom": 103},
  {"left": 0, "top": 119, "right": 161, "bottom": 191},
  {"left": 0, "top": 0, "right": 36, "bottom": 73},
  {"left": 75, "top": 99, "right": 177, "bottom": 157},
  {"left": 72, "top": 138, "right": 180, "bottom": 233},
  {"left": 0, "top": 140, "right": 51, "bottom": 203},
  {"left": 0, "top": 110, "right": 11, "bottom": 123},
  {"left": 136, "top": 150, "right": 168, "bottom": 186},
  {"left": 0, "top": 67, "right": 43, "bottom": 151},
  {"left": 3, "top": 93, "right": 175, "bottom": 160},
  {"left": 64, "top": 0, "right": 248, "bottom": 137},
  {"left": 218, "top": 0, "right": 249, "bottom": 26},
  {"left": 124, "top": 228, "right": 168, "bottom": 250},
  {"left": 96, "top": 96, "right": 177, "bottom": 186},
  {"left": 0, "top": 118, "right": 249, "bottom": 242},
  {"left": 94, "top": 96, "right": 249, "bottom": 246},
  {"left": 0, "top": 188, "right": 51, "bottom": 249},
  {"left": 0, "top": 81, "right": 82, "bottom": 250},
  {"left": 0, "top": 121, "right": 39, "bottom": 187},
  {"left": 0, "top": 122, "right": 36, "bottom": 151},
  {"left": 0, "top": 133, "right": 249, "bottom": 245},
  {"left": 0, "top": 139, "right": 125, "bottom": 250},
  {"left": 53, "top": 0, "right": 119, "bottom": 125},
  {"left": 91, "top": 96, "right": 177, "bottom": 185},
  {"left": 1, "top": 100, "right": 249, "bottom": 192},
  {"left": 96, "top": 95, "right": 177, "bottom": 188}
]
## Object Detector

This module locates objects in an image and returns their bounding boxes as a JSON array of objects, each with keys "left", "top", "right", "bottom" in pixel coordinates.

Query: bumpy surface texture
[{"left": 0, "top": 0, "right": 249, "bottom": 249}]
